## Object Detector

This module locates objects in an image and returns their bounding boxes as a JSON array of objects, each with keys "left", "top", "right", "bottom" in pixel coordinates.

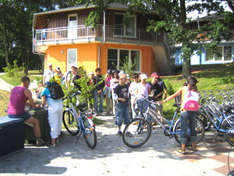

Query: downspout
[
  {"left": 32, "top": 14, "right": 35, "bottom": 54},
  {"left": 98, "top": 10, "right": 106, "bottom": 68}
]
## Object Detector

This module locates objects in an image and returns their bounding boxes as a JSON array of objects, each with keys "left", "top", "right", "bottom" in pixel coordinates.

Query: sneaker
[
  {"left": 117, "top": 130, "right": 122, "bottom": 136},
  {"left": 36, "top": 138, "right": 45, "bottom": 146}
]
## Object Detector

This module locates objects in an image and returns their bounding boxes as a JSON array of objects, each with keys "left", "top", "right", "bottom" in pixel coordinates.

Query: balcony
[{"left": 33, "top": 24, "right": 163, "bottom": 53}]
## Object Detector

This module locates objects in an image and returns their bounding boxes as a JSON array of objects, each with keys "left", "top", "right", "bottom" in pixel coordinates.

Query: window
[
  {"left": 205, "top": 46, "right": 233, "bottom": 62},
  {"left": 107, "top": 49, "right": 141, "bottom": 72},
  {"left": 224, "top": 46, "right": 232, "bottom": 61},
  {"left": 114, "top": 14, "right": 136, "bottom": 37},
  {"left": 107, "top": 49, "right": 118, "bottom": 70},
  {"left": 67, "top": 49, "right": 77, "bottom": 71}
]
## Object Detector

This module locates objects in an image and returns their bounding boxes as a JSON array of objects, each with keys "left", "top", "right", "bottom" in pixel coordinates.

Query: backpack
[
  {"left": 182, "top": 87, "right": 200, "bottom": 111},
  {"left": 48, "top": 81, "right": 64, "bottom": 99}
]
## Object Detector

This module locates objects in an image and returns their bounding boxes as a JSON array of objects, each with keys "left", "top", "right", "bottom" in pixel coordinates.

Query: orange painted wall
[
  {"left": 100, "top": 43, "right": 153, "bottom": 76},
  {"left": 44, "top": 42, "right": 154, "bottom": 76},
  {"left": 45, "top": 43, "right": 99, "bottom": 74}
]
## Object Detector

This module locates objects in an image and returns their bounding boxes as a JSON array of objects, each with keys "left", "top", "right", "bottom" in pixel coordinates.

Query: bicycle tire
[
  {"left": 221, "top": 116, "right": 234, "bottom": 146},
  {"left": 83, "top": 118, "right": 97, "bottom": 149},
  {"left": 198, "top": 111, "right": 211, "bottom": 131},
  {"left": 173, "top": 116, "right": 205, "bottom": 145},
  {"left": 122, "top": 118, "right": 152, "bottom": 148},
  {"left": 63, "top": 110, "right": 80, "bottom": 136}
]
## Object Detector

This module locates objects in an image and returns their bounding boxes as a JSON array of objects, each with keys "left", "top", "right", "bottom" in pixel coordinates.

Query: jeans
[
  {"left": 94, "top": 90, "right": 103, "bottom": 113},
  {"left": 180, "top": 111, "right": 197, "bottom": 145},
  {"left": 115, "top": 102, "right": 130, "bottom": 127},
  {"left": 135, "top": 98, "right": 149, "bottom": 115}
]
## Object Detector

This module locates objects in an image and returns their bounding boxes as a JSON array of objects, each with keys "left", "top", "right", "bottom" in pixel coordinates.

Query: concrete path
[
  {"left": 0, "top": 115, "right": 233, "bottom": 176},
  {"left": 0, "top": 73, "right": 14, "bottom": 92}
]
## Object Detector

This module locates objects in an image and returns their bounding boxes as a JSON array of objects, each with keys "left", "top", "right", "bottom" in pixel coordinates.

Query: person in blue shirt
[{"left": 41, "top": 82, "right": 63, "bottom": 147}]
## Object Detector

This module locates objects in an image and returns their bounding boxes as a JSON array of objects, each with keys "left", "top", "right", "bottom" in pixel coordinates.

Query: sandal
[{"left": 178, "top": 149, "right": 186, "bottom": 154}]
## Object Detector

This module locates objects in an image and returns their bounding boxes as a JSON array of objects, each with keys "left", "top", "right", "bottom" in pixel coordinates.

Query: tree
[{"left": 74, "top": 0, "right": 233, "bottom": 77}]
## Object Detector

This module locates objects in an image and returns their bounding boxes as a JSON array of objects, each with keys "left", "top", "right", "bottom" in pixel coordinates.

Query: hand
[
  {"left": 35, "top": 104, "right": 41, "bottom": 108},
  {"left": 97, "top": 90, "right": 102, "bottom": 94},
  {"left": 158, "top": 100, "right": 163, "bottom": 105}
]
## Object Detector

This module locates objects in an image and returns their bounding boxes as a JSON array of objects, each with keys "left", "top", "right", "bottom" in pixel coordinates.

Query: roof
[{"left": 34, "top": 3, "right": 128, "bottom": 16}]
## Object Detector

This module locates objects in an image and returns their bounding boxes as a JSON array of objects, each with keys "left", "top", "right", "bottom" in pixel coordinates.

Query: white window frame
[
  {"left": 205, "top": 45, "right": 233, "bottom": 63},
  {"left": 107, "top": 48, "right": 141, "bottom": 72},
  {"left": 113, "top": 13, "right": 137, "bottom": 38},
  {"left": 67, "top": 48, "right": 77, "bottom": 71}
]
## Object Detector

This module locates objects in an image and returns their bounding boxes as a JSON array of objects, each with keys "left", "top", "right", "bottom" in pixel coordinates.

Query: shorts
[{"left": 8, "top": 112, "right": 31, "bottom": 121}]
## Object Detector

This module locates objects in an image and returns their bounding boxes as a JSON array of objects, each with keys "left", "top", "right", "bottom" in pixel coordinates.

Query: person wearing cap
[
  {"left": 160, "top": 76, "right": 199, "bottom": 154},
  {"left": 93, "top": 68, "right": 105, "bottom": 115},
  {"left": 110, "top": 70, "right": 120, "bottom": 116},
  {"left": 104, "top": 69, "right": 113, "bottom": 115},
  {"left": 43, "top": 64, "right": 55, "bottom": 86},
  {"left": 134, "top": 73, "right": 151, "bottom": 115},
  {"left": 150, "top": 72, "right": 167, "bottom": 122},
  {"left": 129, "top": 73, "right": 139, "bottom": 119},
  {"left": 114, "top": 73, "right": 130, "bottom": 135},
  {"left": 54, "top": 67, "right": 63, "bottom": 85}
]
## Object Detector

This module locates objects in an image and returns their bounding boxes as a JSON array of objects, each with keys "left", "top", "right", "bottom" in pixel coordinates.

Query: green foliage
[
  {"left": 74, "top": 76, "right": 95, "bottom": 105},
  {"left": 164, "top": 80, "right": 175, "bottom": 95},
  {"left": 220, "top": 76, "right": 234, "bottom": 84},
  {"left": 119, "top": 56, "right": 136, "bottom": 76},
  {"left": 3, "top": 60, "right": 24, "bottom": 78}
]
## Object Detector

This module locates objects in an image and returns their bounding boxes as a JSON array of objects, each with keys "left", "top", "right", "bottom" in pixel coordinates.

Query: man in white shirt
[
  {"left": 129, "top": 73, "right": 139, "bottom": 119},
  {"left": 43, "top": 64, "right": 55, "bottom": 85}
]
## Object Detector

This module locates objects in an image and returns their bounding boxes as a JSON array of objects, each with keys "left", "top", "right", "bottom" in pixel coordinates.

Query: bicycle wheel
[
  {"left": 222, "top": 116, "right": 234, "bottom": 146},
  {"left": 63, "top": 110, "right": 80, "bottom": 136},
  {"left": 198, "top": 111, "right": 211, "bottom": 131},
  {"left": 122, "top": 118, "right": 152, "bottom": 148},
  {"left": 83, "top": 117, "right": 97, "bottom": 149},
  {"left": 173, "top": 116, "right": 205, "bottom": 145}
]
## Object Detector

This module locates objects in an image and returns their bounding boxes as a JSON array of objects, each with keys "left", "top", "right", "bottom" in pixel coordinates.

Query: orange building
[{"left": 33, "top": 3, "right": 171, "bottom": 75}]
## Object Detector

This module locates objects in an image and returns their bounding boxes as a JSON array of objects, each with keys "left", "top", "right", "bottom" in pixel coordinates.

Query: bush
[
  {"left": 165, "top": 81, "right": 175, "bottom": 95},
  {"left": 3, "top": 60, "right": 24, "bottom": 78}
]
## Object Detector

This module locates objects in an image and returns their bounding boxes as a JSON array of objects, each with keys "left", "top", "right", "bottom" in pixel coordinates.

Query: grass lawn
[
  {"left": 0, "top": 70, "right": 42, "bottom": 86},
  {"left": 162, "top": 63, "right": 234, "bottom": 118},
  {"left": 0, "top": 90, "right": 10, "bottom": 116}
]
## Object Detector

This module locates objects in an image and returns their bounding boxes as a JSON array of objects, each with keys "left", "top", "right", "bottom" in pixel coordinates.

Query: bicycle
[
  {"left": 62, "top": 91, "right": 97, "bottom": 149},
  {"left": 122, "top": 98, "right": 205, "bottom": 148}
]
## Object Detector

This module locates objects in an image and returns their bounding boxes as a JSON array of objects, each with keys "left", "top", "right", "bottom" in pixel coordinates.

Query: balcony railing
[{"left": 34, "top": 24, "right": 162, "bottom": 52}]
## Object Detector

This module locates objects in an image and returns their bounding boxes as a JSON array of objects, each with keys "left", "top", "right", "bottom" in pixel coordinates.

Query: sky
[{"left": 186, "top": 1, "right": 232, "bottom": 19}]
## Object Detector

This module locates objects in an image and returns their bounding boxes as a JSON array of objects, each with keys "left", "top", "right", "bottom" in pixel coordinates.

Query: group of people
[
  {"left": 102, "top": 71, "right": 168, "bottom": 135},
  {"left": 6, "top": 63, "right": 200, "bottom": 154}
]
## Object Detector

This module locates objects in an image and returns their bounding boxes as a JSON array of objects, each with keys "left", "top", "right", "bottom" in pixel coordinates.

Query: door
[
  {"left": 68, "top": 15, "right": 77, "bottom": 39},
  {"left": 67, "top": 49, "right": 77, "bottom": 71}
]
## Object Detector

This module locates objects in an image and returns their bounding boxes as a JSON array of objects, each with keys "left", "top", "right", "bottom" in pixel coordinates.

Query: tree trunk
[
  {"left": 182, "top": 57, "right": 191, "bottom": 78},
  {"left": 2, "top": 22, "right": 9, "bottom": 65},
  {"left": 23, "top": 50, "right": 29, "bottom": 75}
]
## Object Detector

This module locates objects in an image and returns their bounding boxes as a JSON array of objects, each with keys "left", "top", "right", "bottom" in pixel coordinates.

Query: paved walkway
[
  {"left": 0, "top": 73, "right": 14, "bottom": 92},
  {"left": 0, "top": 115, "right": 233, "bottom": 176}
]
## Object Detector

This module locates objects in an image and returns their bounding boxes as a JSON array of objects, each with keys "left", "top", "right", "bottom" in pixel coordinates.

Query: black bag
[{"left": 48, "top": 81, "right": 64, "bottom": 99}]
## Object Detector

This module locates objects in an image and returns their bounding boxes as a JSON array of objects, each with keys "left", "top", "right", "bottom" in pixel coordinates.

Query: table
[{"left": 24, "top": 107, "right": 51, "bottom": 144}]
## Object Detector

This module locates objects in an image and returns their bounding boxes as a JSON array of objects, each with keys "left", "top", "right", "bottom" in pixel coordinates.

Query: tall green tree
[{"left": 74, "top": 0, "right": 233, "bottom": 77}]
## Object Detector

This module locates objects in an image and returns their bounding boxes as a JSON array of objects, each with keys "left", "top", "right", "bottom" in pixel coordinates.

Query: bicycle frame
[
  {"left": 201, "top": 106, "right": 233, "bottom": 133},
  {"left": 146, "top": 100, "right": 180, "bottom": 137}
]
